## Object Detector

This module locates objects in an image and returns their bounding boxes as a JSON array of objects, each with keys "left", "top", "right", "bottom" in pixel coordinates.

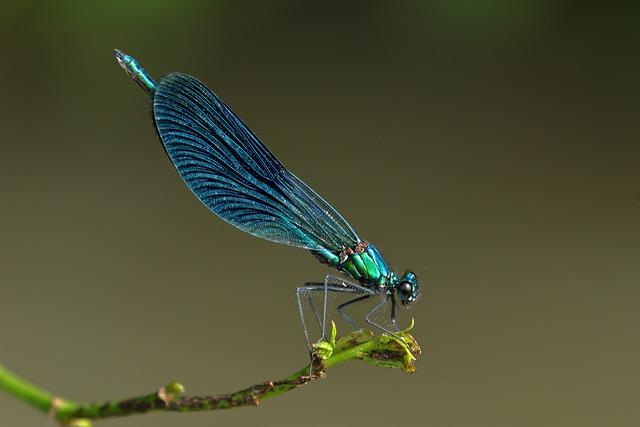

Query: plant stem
[
  {"left": 1, "top": 328, "right": 420, "bottom": 425},
  {"left": 0, "top": 364, "right": 78, "bottom": 414}
]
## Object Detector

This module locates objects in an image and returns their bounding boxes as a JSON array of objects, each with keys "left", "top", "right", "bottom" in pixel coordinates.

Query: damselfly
[{"left": 114, "top": 50, "right": 420, "bottom": 349}]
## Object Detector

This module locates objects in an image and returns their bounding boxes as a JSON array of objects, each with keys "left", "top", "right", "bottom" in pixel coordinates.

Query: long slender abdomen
[{"left": 114, "top": 49, "right": 157, "bottom": 96}]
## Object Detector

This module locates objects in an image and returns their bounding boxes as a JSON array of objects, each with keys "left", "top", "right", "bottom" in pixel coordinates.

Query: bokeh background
[{"left": 1, "top": 1, "right": 639, "bottom": 426}]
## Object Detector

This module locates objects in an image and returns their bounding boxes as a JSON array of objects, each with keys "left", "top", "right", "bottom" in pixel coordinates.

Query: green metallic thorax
[{"left": 312, "top": 242, "right": 394, "bottom": 289}]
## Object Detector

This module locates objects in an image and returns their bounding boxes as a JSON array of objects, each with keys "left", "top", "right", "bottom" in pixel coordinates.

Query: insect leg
[
  {"left": 296, "top": 285, "right": 322, "bottom": 352},
  {"left": 296, "top": 283, "right": 356, "bottom": 351},
  {"left": 322, "top": 275, "right": 378, "bottom": 333},
  {"left": 364, "top": 295, "right": 404, "bottom": 341},
  {"left": 296, "top": 277, "right": 374, "bottom": 351},
  {"left": 324, "top": 275, "right": 376, "bottom": 294},
  {"left": 306, "top": 289, "right": 323, "bottom": 330},
  {"left": 322, "top": 275, "right": 378, "bottom": 331},
  {"left": 299, "top": 282, "right": 347, "bottom": 337},
  {"left": 337, "top": 294, "right": 372, "bottom": 329},
  {"left": 390, "top": 294, "right": 398, "bottom": 330}
]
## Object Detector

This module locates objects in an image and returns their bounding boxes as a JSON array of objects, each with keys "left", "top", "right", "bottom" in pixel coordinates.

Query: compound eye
[{"left": 398, "top": 281, "right": 412, "bottom": 297}]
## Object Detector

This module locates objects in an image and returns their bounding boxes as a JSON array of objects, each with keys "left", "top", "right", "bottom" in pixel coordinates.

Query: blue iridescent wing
[{"left": 152, "top": 73, "right": 359, "bottom": 251}]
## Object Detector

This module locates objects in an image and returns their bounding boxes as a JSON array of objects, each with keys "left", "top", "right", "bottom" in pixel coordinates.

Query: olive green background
[{"left": 1, "top": 1, "right": 638, "bottom": 426}]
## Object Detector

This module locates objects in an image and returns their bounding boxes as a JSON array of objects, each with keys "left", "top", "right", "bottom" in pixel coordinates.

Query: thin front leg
[
  {"left": 337, "top": 294, "right": 372, "bottom": 329},
  {"left": 365, "top": 295, "right": 403, "bottom": 340},
  {"left": 390, "top": 294, "right": 398, "bottom": 330},
  {"left": 323, "top": 275, "right": 376, "bottom": 333}
]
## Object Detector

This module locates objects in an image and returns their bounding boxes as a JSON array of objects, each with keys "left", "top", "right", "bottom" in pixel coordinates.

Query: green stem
[
  {"left": 1, "top": 328, "right": 420, "bottom": 425},
  {"left": 0, "top": 364, "right": 78, "bottom": 415}
]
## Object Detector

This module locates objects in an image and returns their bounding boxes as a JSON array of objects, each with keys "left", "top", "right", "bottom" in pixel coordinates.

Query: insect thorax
[{"left": 311, "top": 241, "right": 392, "bottom": 288}]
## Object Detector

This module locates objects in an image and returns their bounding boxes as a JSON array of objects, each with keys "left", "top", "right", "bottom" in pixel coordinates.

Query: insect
[{"left": 114, "top": 49, "right": 420, "bottom": 349}]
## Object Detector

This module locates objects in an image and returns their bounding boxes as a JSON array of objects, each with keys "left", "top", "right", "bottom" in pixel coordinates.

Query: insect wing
[{"left": 152, "top": 73, "right": 359, "bottom": 251}]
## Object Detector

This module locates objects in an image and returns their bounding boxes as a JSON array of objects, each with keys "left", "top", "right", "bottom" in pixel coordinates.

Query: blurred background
[{"left": 1, "top": 1, "right": 638, "bottom": 426}]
